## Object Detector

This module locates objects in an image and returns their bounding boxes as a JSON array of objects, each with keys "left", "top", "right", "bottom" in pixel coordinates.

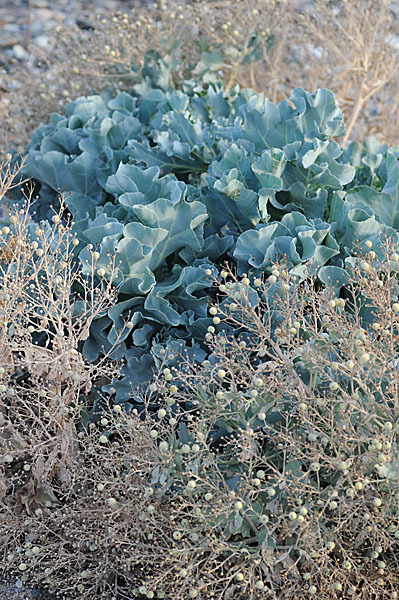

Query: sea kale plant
[{"left": 6, "top": 79, "right": 399, "bottom": 422}]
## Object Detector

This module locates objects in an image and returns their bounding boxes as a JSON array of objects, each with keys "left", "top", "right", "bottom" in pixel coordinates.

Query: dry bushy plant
[
  {"left": 1, "top": 0, "right": 399, "bottom": 153},
  {"left": 0, "top": 157, "right": 173, "bottom": 598},
  {"left": 118, "top": 235, "right": 399, "bottom": 600},
  {"left": 1, "top": 390, "right": 183, "bottom": 600}
]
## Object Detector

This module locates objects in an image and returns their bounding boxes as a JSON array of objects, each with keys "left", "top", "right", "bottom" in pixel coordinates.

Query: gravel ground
[
  {"left": 0, "top": 0, "right": 155, "bottom": 151},
  {"left": 0, "top": 0, "right": 152, "bottom": 64},
  {"left": 0, "top": 577, "right": 54, "bottom": 600}
]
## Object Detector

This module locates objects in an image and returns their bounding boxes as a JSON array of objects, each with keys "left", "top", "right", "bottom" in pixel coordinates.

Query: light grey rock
[
  {"left": 4, "top": 23, "right": 21, "bottom": 33},
  {"left": 12, "top": 44, "right": 28, "bottom": 60},
  {"left": 31, "top": 0, "right": 49, "bottom": 7},
  {"left": 30, "top": 21, "right": 45, "bottom": 38},
  {"left": 32, "top": 35, "right": 53, "bottom": 50}
]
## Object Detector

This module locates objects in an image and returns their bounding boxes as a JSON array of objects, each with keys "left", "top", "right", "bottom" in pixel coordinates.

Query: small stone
[
  {"left": 76, "top": 18, "right": 95, "bottom": 31},
  {"left": 4, "top": 24, "right": 21, "bottom": 33},
  {"left": 31, "top": 21, "right": 45, "bottom": 37},
  {"left": 33, "top": 35, "right": 53, "bottom": 50},
  {"left": 12, "top": 45, "right": 28, "bottom": 60}
]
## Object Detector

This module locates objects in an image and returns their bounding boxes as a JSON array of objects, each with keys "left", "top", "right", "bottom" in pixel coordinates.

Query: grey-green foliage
[{"left": 5, "top": 75, "right": 399, "bottom": 414}]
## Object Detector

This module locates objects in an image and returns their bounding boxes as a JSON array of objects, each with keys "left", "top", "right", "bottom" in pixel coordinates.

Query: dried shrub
[
  {"left": 0, "top": 157, "right": 199, "bottom": 600},
  {"left": 0, "top": 157, "right": 154, "bottom": 597},
  {"left": 122, "top": 233, "right": 399, "bottom": 600},
  {"left": 1, "top": 393, "right": 180, "bottom": 600}
]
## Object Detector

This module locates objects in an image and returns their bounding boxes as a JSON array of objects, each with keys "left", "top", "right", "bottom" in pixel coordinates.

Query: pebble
[
  {"left": 30, "top": 21, "right": 44, "bottom": 37},
  {"left": 32, "top": 35, "right": 53, "bottom": 50},
  {"left": 0, "top": 576, "right": 50, "bottom": 600},
  {"left": 31, "top": 0, "right": 49, "bottom": 7},
  {"left": 390, "top": 34, "right": 399, "bottom": 50},
  {"left": 4, "top": 23, "right": 21, "bottom": 33},
  {"left": 12, "top": 44, "right": 28, "bottom": 60}
]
